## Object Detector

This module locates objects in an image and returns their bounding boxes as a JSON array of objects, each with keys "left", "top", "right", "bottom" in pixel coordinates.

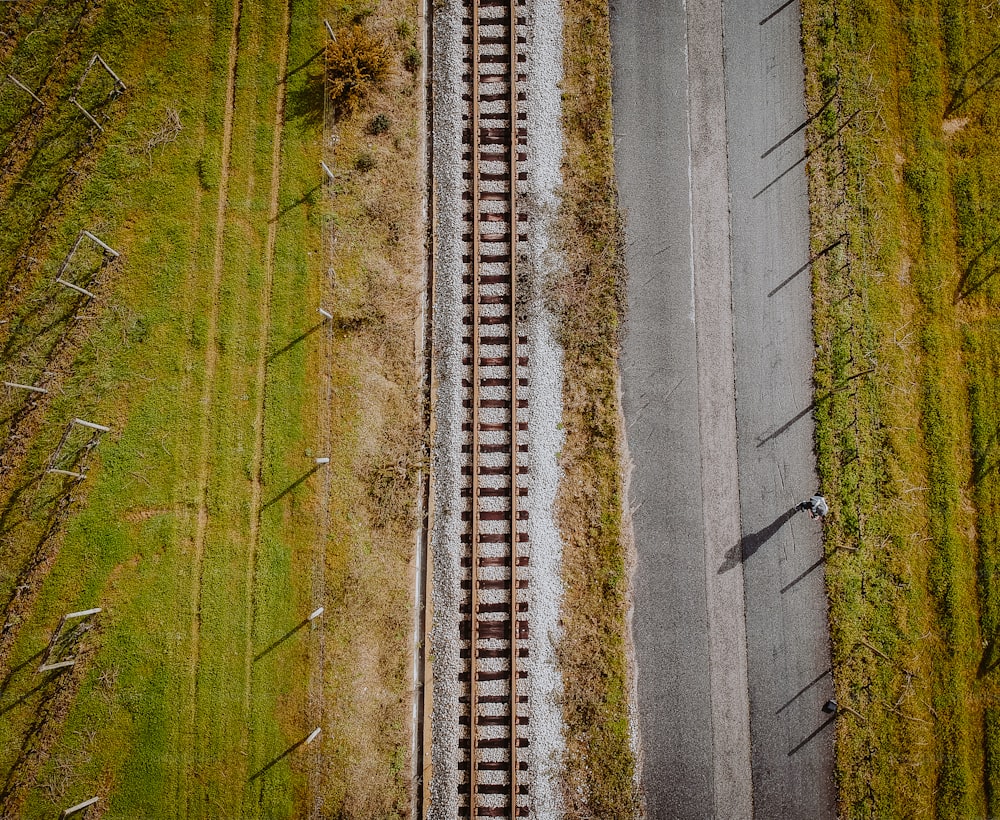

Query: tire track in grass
[
  {"left": 0, "top": 0, "right": 40, "bottom": 68},
  {"left": 0, "top": 0, "right": 103, "bottom": 204},
  {"left": 243, "top": 0, "right": 290, "bottom": 810},
  {"left": 182, "top": 0, "right": 242, "bottom": 814}
]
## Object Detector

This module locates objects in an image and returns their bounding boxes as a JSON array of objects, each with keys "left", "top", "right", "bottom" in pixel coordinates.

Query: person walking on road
[{"left": 796, "top": 494, "right": 828, "bottom": 519}]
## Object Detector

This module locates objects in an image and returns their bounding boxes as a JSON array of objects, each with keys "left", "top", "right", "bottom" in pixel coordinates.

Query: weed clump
[
  {"left": 367, "top": 113, "right": 391, "bottom": 135},
  {"left": 355, "top": 151, "right": 376, "bottom": 172},
  {"left": 326, "top": 25, "right": 392, "bottom": 116},
  {"left": 403, "top": 45, "right": 422, "bottom": 73}
]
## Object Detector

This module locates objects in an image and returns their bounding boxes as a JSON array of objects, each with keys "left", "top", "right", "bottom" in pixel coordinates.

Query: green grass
[
  {"left": 802, "top": 0, "right": 1000, "bottom": 814},
  {"left": 0, "top": 0, "right": 370, "bottom": 815},
  {"left": 555, "top": 0, "right": 639, "bottom": 814}
]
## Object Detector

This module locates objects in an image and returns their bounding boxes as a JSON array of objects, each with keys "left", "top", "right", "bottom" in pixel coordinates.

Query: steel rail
[
  {"left": 468, "top": 0, "right": 520, "bottom": 812},
  {"left": 507, "top": 0, "right": 519, "bottom": 808},
  {"left": 469, "top": 0, "right": 482, "bottom": 806}
]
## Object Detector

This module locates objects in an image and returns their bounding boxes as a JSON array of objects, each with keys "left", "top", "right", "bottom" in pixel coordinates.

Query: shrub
[
  {"left": 403, "top": 44, "right": 422, "bottom": 73},
  {"left": 355, "top": 151, "right": 376, "bottom": 172},
  {"left": 368, "top": 113, "right": 391, "bottom": 135},
  {"left": 326, "top": 25, "right": 392, "bottom": 115}
]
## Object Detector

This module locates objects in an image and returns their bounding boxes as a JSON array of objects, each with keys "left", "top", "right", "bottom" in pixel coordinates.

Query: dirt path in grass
[
  {"left": 0, "top": 0, "right": 103, "bottom": 204},
  {"left": 310, "top": 51, "right": 335, "bottom": 820},
  {"left": 243, "top": 0, "right": 291, "bottom": 811},
  {"left": 0, "top": 291, "right": 114, "bottom": 678},
  {"left": 181, "top": 0, "right": 242, "bottom": 811}
]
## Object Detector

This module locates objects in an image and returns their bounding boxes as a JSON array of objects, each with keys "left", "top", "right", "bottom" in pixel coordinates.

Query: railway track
[{"left": 457, "top": 0, "right": 529, "bottom": 813}]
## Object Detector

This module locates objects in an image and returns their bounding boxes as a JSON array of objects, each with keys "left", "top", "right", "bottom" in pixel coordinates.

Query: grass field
[
  {"left": 0, "top": 0, "right": 644, "bottom": 814},
  {"left": 801, "top": 0, "right": 1000, "bottom": 814},
  {"left": 0, "top": 0, "right": 421, "bottom": 816}
]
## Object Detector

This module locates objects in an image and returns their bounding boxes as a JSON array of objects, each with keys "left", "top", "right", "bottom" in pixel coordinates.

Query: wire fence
[{"left": 308, "top": 20, "right": 336, "bottom": 820}]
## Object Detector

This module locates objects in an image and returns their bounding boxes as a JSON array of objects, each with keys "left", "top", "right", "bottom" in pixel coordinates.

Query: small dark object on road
[
  {"left": 796, "top": 494, "right": 828, "bottom": 519},
  {"left": 822, "top": 699, "right": 838, "bottom": 714}
]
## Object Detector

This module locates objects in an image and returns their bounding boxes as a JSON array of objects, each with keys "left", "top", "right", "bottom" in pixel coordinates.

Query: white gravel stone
[
  {"left": 428, "top": 0, "right": 468, "bottom": 812},
  {"left": 429, "top": 0, "right": 567, "bottom": 811},
  {"left": 519, "top": 0, "right": 567, "bottom": 811}
]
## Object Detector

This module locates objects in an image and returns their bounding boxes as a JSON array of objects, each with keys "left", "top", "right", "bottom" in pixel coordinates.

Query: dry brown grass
[
  {"left": 324, "top": 0, "right": 636, "bottom": 811},
  {"left": 553, "top": 0, "right": 639, "bottom": 814},
  {"left": 319, "top": 0, "right": 424, "bottom": 815}
]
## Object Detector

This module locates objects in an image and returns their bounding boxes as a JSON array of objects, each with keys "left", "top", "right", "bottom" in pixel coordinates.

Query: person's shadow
[{"left": 718, "top": 507, "right": 797, "bottom": 573}]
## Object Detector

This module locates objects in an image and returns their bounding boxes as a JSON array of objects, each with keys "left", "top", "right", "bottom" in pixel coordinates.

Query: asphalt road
[{"left": 611, "top": 0, "right": 837, "bottom": 815}]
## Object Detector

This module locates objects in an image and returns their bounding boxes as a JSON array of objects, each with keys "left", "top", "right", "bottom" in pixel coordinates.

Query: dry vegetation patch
[
  {"left": 554, "top": 0, "right": 639, "bottom": 814},
  {"left": 326, "top": 24, "right": 393, "bottom": 115},
  {"left": 318, "top": 0, "right": 424, "bottom": 814}
]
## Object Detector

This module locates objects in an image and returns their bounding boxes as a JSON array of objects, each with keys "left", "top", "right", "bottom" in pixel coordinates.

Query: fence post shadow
[
  {"left": 261, "top": 465, "right": 321, "bottom": 511},
  {"left": 249, "top": 731, "right": 316, "bottom": 781},
  {"left": 787, "top": 713, "right": 836, "bottom": 756},
  {"left": 768, "top": 234, "right": 845, "bottom": 298},
  {"left": 756, "top": 368, "right": 875, "bottom": 449},
  {"left": 267, "top": 321, "right": 324, "bottom": 361},
  {"left": 775, "top": 667, "right": 832, "bottom": 715},
  {"left": 254, "top": 618, "right": 311, "bottom": 662}
]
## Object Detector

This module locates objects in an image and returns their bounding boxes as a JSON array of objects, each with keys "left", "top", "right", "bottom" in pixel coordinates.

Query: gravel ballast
[
  {"left": 428, "top": 0, "right": 467, "bottom": 812},
  {"left": 428, "top": 0, "right": 568, "bottom": 811}
]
